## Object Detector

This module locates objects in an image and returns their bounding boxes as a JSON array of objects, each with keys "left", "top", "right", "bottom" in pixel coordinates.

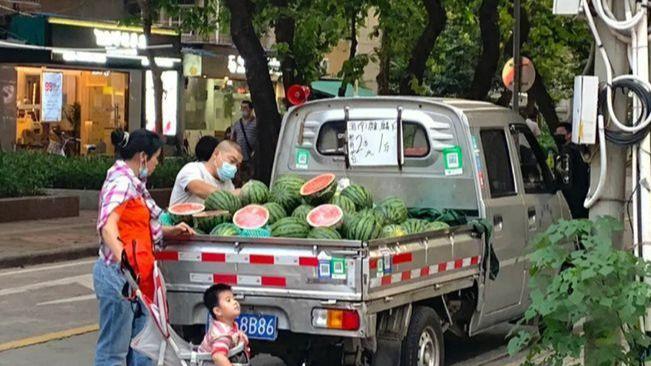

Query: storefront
[
  {"left": 182, "top": 45, "right": 283, "bottom": 150},
  {"left": 0, "top": 15, "right": 182, "bottom": 155}
]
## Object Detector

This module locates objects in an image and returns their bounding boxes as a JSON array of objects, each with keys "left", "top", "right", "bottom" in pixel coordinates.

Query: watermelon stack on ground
[
  {"left": 240, "top": 180, "right": 270, "bottom": 205},
  {"left": 300, "top": 173, "right": 337, "bottom": 205},
  {"left": 168, "top": 202, "right": 205, "bottom": 225},
  {"left": 205, "top": 190, "right": 242, "bottom": 215}
]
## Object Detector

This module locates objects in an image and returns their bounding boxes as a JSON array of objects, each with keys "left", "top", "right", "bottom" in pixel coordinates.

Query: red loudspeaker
[{"left": 287, "top": 84, "right": 311, "bottom": 105}]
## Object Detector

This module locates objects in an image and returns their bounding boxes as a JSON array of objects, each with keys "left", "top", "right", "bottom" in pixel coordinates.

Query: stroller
[{"left": 121, "top": 254, "right": 250, "bottom": 366}]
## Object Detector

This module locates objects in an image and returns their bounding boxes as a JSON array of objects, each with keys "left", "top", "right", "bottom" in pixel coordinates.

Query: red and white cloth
[{"left": 199, "top": 319, "right": 250, "bottom": 358}]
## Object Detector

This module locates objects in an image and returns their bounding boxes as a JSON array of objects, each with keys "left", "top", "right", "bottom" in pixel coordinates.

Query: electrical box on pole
[
  {"left": 572, "top": 76, "right": 599, "bottom": 145},
  {"left": 553, "top": 0, "right": 581, "bottom": 15}
]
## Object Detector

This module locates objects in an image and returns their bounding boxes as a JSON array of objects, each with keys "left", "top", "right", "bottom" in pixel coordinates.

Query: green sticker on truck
[
  {"left": 443, "top": 146, "right": 463, "bottom": 176},
  {"left": 295, "top": 148, "right": 310, "bottom": 170}
]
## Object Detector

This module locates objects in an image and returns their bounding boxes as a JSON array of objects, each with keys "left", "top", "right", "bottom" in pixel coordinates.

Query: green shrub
[{"left": 0, "top": 152, "right": 190, "bottom": 198}]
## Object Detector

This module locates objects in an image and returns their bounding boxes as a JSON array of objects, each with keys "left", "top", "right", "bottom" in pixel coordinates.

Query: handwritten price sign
[{"left": 347, "top": 119, "right": 400, "bottom": 167}]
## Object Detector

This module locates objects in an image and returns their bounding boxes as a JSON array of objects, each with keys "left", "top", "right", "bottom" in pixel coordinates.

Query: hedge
[{"left": 0, "top": 152, "right": 190, "bottom": 198}]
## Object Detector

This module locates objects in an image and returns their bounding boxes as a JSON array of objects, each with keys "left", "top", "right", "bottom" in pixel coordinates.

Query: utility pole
[
  {"left": 512, "top": 0, "right": 521, "bottom": 112},
  {"left": 586, "top": 0, "right": 629, "bottom": 364}
]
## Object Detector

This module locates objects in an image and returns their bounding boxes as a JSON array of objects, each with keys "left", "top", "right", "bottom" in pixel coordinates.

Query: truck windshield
[{"left": 316, "top": 121, "right": 430, "bottom": 158}]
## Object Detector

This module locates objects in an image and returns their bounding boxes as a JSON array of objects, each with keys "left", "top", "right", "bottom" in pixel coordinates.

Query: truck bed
[{"left": 157, "top": 225, "right": 484, "bottom": 332}]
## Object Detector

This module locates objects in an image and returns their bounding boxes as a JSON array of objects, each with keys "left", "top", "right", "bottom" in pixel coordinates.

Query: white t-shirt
[{"left": 169, "top": 162, "right": 235, "bottom": 206}]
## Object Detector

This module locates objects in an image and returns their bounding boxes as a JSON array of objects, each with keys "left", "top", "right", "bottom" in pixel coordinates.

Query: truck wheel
[{"left": 401, "top": 307, "right": 444, "bottom": 366}]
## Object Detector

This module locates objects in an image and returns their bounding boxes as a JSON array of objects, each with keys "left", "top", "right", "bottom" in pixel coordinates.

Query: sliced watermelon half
[
  {"left": 300, "top": 173, "right": 337, "bottom": 205},
  {"left": 233, "top": 204, "right": 270, "bottom": 230},
  {"left": 168, "top": 202, "right": 205, "bottom": 216},
  {"left": 306, "top": 204, "right": 344, "bottom": 228}
]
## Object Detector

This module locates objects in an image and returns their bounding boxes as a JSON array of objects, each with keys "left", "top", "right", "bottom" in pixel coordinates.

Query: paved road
[{"left": 0, "top": 258, "right": 527, "bottom": 366}]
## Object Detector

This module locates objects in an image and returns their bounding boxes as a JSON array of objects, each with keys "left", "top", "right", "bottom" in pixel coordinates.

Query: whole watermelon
[
  {"left": 402, "top": 219, "right": 429, "bottom": 235},
  {"left": 358, "top": 208, "right": 387, "bottom": 226},
  {"left": 347, "top": 215, "right": 382, "bottom": 241},
  {"left": 425, "top": 221, "right": 450, "bottom": 232},
  {"left": 341, "top": 184, "right": 373, "bottom": 210},
  {"left": 380, "top": 224, "right": 408, "bottom": 238},
  {"left": 379, "top": 197, "right": 409, "bottom": 225},
  {"left": 292, "top": 204, "right": 314, "bottom": 222},
  {"left": 340, "top": 213, "right": 361, "bottom": 238},
  {"left": 210, "top": 223, "right": 241, "bottom": 237},
  {"left": 270, "top": 217, "right": 310, "bottom": 238},
  {"left": 205, "top": 190, "right": 242, "bottom": 215},
  {"left": 330, "top": 195, "right": 356, "bottom": 214},
  {"left": 270, "top": 175, "right": 305, "bottom": 213},
  {"left": 307, "top": 227, "right": 342, "bottom": 240},
  {"left": 240, "top": 180, "right": 270, "bottom": 205},
  {"left": 192, "top": 210, "right": 231, "bottom": 233},
  {"left": 263, "top": 202, "right": 287, "bottom": 225}
]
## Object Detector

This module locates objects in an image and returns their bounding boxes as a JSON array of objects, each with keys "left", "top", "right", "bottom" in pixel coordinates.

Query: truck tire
[{"left": 401, "top": 306, "right": 444, "bottom": 366}]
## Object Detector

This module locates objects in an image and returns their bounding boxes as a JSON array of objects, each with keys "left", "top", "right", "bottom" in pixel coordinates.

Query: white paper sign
[
  {"left": 347, "top": 119, "right": 399, "bottom": 166},
  {"left": 41, "top": 72, "right": 63, "bottom": 122}
]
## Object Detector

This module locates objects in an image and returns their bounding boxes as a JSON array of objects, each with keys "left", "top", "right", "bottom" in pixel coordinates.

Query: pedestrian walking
[
  {"left": 94, "top": 128, "right": 194, "bottom": 366},
  {"left": 230, "top": 100, "right": 257, "bottom": 186}
]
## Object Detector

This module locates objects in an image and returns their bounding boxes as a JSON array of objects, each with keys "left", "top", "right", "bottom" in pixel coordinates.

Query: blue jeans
[{"left": 93, "top": 259, "right": 152, "bottom": 366}]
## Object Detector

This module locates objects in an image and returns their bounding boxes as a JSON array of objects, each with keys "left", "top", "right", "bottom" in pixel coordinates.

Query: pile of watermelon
[{"left": 166, "top": 173, "right": 450, "bottom": 241}]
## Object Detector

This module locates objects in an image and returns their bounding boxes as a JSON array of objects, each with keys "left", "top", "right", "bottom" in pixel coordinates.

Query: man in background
[
  {"left": 230, "top": 100, "right": 257, "bottom": 186},
  {"left": 554, "top": 122, "right": 590, "bottom": 218}
]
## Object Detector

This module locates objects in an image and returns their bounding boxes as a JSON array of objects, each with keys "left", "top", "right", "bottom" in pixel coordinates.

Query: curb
[{"left": 0, "top": 244, "right": 97, "bottom": 269}]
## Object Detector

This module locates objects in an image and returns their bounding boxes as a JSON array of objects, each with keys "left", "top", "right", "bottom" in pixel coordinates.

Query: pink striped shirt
[
  {"left": 97, "top": 160, "right": 163, "bottom": 264},
  {"left": 199, "top": 319, "right": 249, "bottom": 357}
]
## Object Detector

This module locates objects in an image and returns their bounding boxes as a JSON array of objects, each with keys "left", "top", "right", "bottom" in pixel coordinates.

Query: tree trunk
[
  {"left": 399, "top": 0, "right": 447, "bottom": 95},
  {"left": 495, "top": 5, "right": 530, "bottom": 107},
  {"left": 338, "top": 13, "right": 358, "bottom": 97},
  {"left": 272, "top": 0, "right": 297, "bottom": 96},
  {"left": 137, "top": 0, "right": 164, "bottom": 139},
  {"left": 376, "top": 28, "right": 391, "bottom": 95},
  {"left": 528, "top": 69, "right": 560, "bottom": 133},
  {"left": 225, "top": 0, "right": 282, "bottom": 185},
  {"left": 466, "top": 0, "right": 500, "bottom": 100}
]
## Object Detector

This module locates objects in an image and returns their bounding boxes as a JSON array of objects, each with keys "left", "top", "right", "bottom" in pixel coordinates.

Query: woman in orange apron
[{"left": 93, "top": 129, "right": 194, "bottom": 366}]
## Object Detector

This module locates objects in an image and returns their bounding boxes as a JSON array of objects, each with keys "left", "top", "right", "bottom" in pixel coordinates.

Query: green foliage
[
  {"left": 507, "top": 217, "right": 651, "bottom": 365},
  {"left": 0, "top": 152, "right": 188, "bottom": 198}
]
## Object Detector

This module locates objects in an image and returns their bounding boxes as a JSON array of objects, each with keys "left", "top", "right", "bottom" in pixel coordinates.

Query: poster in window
[{"left": 41, "top": 72, "right": 63, "bottom": 122}]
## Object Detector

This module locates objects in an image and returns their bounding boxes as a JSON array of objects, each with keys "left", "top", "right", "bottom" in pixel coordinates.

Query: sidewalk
[{"left": 0, "top": 210, "right": 98, "bottom": 269}]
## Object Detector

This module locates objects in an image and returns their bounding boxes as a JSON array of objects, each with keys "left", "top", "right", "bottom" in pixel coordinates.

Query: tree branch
[{"left": 466, "top": 0, "right": 500, "bottom": 100}]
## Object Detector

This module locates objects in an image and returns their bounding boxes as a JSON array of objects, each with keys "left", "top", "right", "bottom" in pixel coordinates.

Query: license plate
[{"left": 236, "top": 313, "right": 278, "bottom": 341}]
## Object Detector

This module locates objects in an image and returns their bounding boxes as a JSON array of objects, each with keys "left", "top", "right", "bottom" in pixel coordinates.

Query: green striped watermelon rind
[
  {"left": 270, "top": 217, "right": 310, "bottom": 238},
  {"left": 192, "top": 210, "right": 231, "bottom": 233},
  {"left": 292, "top": 204, "right": 314, "bottom": 222},
  {"left": 307, "top": 227, "right": 342, "bottom": 240},
  {"left": 402, "top": 219, "right": 429, "bottom": 235},
  {"left": 379, "top": 196, "right": 409, "bottom": 225},
  {"left": 330, "top": 195, "right": 356, "bottom": 214},
  {"left": 347, "top": 214, "right": 382, "bottom": 241},
  {"left": 263, "top": 202, "right": 287, "bottom": 225},
  {"left": 210, "top": 223, "right": 241, "bottom": 237},
  {"left": 380, "top": 224, "right": 408, "bottom": 239},
  {"left": 205, "top": 190, "right": 242, "bottom": 215},
  {"left": 341, "top": 184, "right": 373, "bottom": 210},
  {"left": 240, "top": 180, "right": 270, "bottom": 206}
]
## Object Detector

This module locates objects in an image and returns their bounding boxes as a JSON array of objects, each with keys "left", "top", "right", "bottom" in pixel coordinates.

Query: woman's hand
[{"left": 164, "top": 222, "right": 196, "bottom": 236}]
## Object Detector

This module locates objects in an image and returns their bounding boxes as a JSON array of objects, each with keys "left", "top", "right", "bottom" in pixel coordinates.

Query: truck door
[
  {"left": 472, "top": 128, "right": 529, "bottom": 330},
  {"left": 509, "top": 124, "right": 562, "bottom": 307}
]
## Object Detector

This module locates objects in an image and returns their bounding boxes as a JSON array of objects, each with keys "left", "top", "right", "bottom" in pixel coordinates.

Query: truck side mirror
[{"left": 554, "top": 153, "right": 572, "bottom": 190}]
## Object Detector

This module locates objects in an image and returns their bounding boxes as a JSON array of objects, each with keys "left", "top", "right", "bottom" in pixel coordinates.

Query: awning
[{"left": 310, "top": 80, "right": 375, "bottom": 97}]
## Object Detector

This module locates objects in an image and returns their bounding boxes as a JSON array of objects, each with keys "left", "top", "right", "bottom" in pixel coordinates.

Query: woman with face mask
[
  {"left": 169, "top": 140, "right": 243, "bottom": 206},
  {"left": 94, "top": 129, "right": 195, "bottom": 366}
]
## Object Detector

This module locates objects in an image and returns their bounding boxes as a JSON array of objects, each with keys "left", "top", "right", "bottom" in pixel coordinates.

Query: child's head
[{"left": 203, "top": 284, "right": 241, "bottom": 321}]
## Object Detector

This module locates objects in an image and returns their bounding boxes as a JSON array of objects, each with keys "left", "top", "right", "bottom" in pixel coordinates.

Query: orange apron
[{"left": 115, "top": 198, "right": 155, "bottom": 301}]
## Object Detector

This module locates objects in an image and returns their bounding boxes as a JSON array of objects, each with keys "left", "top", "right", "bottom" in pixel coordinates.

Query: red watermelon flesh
[
  {"left": 306, "top": 204, "right": 344, "bottom": 228},
  {"left": 168, "top": 202, "right": 205, "bottom": 215},
  {"left": 233, "top": 204, "right": 270, "bottom": 230},
  {"left": 300, "top": 173, "right": 337, "bottom": 205}
]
